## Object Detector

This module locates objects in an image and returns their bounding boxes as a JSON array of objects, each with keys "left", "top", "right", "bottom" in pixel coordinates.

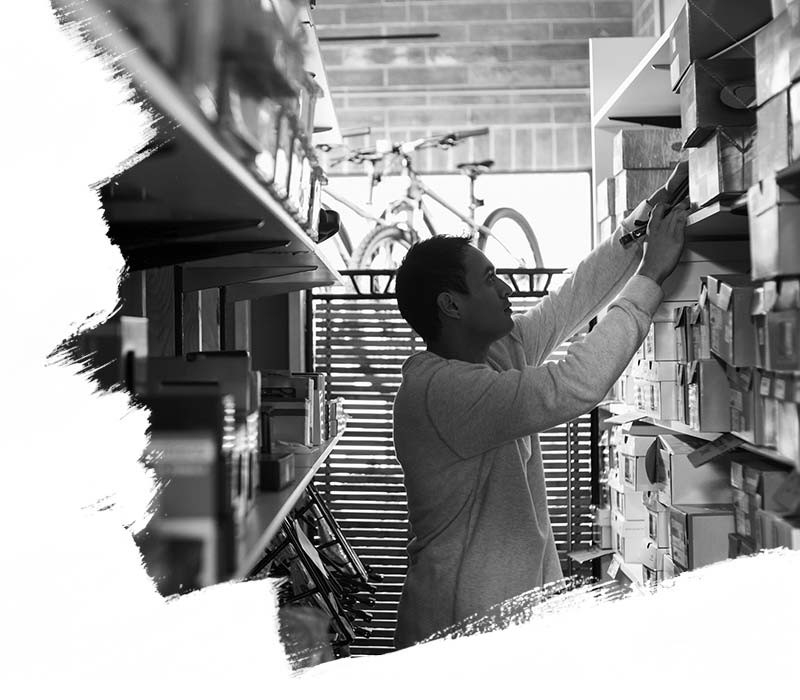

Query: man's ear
[{"left": 436, "top": 291, "right": 461, "bottom": 320}]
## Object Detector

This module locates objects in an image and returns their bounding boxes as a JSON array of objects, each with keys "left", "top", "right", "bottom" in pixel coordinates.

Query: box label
[{"left": 687, "top": 433, "right": 745, "bottom": 467}]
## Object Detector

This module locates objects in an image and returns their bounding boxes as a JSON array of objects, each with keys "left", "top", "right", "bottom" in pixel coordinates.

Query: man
[{"left": 391, "top": 165, "right": 689, "bottom": 649}]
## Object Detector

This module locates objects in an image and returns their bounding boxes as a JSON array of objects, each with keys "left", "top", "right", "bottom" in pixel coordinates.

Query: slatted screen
[{"left": 310, "top": 292, "right": 594, "bottom": 655}]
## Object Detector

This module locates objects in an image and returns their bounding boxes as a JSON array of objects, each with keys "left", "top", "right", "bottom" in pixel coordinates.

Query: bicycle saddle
[{"left": 456, "top": 159, "right": 495, "bottom": 177}]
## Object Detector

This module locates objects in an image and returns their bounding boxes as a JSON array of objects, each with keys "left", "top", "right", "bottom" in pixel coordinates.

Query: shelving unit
[
  {"left": 63, "top": 0, "right": 343, "bottom": 290},
  {"left": 236, "top": 428, "right": 346, "bottom": 579},
  {"left": 599, "top": 402, "right": 796, "bottom": 469}
]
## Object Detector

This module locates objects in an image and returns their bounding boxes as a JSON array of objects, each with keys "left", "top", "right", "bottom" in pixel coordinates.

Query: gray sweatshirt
[{"left": 391, "top": 225, "right": 664, "bottom": 649}]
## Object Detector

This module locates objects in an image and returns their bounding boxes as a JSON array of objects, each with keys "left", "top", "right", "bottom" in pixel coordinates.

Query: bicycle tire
[
  {"left": 350, "top": 225, "right": 416, "bottom": 270},
  {"left": 478, "top": 207, "right": 544, "bottom": 269}
]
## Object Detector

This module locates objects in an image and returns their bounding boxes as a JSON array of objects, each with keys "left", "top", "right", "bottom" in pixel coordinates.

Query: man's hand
[{"left": 636, "top": 200, "right": 689, "bottom": 285}]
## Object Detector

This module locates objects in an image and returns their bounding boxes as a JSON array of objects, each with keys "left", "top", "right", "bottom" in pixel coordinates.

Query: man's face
[{"left": 455, "top": 246, "right": 514, "bottom": 342}]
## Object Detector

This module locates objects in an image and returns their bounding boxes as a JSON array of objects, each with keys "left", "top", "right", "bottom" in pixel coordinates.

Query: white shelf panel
[{"left": 592, "top": 18, "right": 680, "bottom": 131}]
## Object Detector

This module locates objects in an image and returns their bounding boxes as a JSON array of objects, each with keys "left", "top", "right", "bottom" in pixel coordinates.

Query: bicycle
[{"left": 319, "top": 128, "right": 545, "bottom": 276}]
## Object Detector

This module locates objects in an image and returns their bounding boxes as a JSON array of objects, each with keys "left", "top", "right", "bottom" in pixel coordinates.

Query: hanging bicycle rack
[{"left": 316, "top": 268, "right": 568, "bottom": 298}]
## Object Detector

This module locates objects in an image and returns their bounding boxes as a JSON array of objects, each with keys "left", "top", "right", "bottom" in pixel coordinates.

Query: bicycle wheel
[
  {"left": 350, "top": 225, "right": 416, "bottom": 294},
  {"left": 477, "top": 207, "right": 544, "bottom": 269}
]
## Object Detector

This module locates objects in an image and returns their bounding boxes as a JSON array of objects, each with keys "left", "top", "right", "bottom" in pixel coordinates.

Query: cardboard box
[
  {"left": 775, "top": 375, "right": 800, "bottom": 465},
  {"left": 755, "top": 3, "right": 800, "bottom": 106},
  {"left": 756, "top": 508, "right": 779, "bottom": 548},
  {"left": 686, "top": 357, "right": 732, "bottom": 432},
  {"left": 662, "top": 553, "right": 677, "bottom": 579},
  {"left": 774, "top": 514, "right": 800, "bottom": 548},
  {"left": 612, "top": 128, "right": 683, "bottom": 174},
  {"left": 662, "top": 258, "right": 750, "bottom": 303},
  {"left": 756, "top": 90, "right": 793, "bottom": 182},
  {"left": 615, "top": 168, "right": 672, "bottom": 216},
  {"left": 258, "top": 452, "right": 296, "bottom": 491},
  {"left": 747, "top": 177, "right": 800, "bottom": 280},
  {"left": 674, "top": 305, "right": 693, "bottom": 363},
  {"left": 728, "top": 532, "right": 758, "bottom": 558},
  {"left": 596, "top": 177, "right": 616, "bottom": 221},
  {"left": 669, "top": 503, "right": 735, "bottom": 571},
  {"left": 612, "top": 511, "right": 648, "bottom": 564},
  {"left": 645, "top": 492, "right": 671, "bottom": 547},
  {"left": 758, "top": 371, "right": 781, "bottom": 448},
  {"left": 645, "top": 302, "right": 687, "bottom": 362},
  {"left": 753, "top": 279, "right": 800, "bottom": 371},
  {"left": 690, "top": 283, "right": 712, "bottom": 360},
  {"left": 656, "top": 433, "right": 734, "bottom": 506},
  {"left": 706, "top": 274, "right": 759, "bottom": 367},
  {"left": 791, "top": 81, "right": 800, "bottom": 161},
  {"left": 610, "top": 481, "right": 650, "bottom": 521},
  {"left": 642, "top": 538, "right": 670, "bottom": 571},
  {"left": 260, "top": 397, "right": 312, "bottom": 447},
  {"left": 740, "top": 455, "right": 796, "bottom": 512},
  {"left": 619, "top": 433, "right": 659, "bottom": 492},
  {"left": 688, "top": 127, "right": 756, "bottom": 207},
  {"left": 680, "top": 61, "right": 756, "bottom": 148},
  {"left": 669, "top": 1, "right": 773, "bottom": 90},
  {"left": 728, "top": 366, "right": 773, "bottom": 446},
  {"left": 676, "top": 363, "right": 689, "bottom": 424},
  {"left": 634, "top": 376, "right": 680, "bottom": 421}
]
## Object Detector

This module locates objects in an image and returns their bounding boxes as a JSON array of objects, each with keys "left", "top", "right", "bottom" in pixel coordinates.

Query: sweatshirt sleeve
[
  {"left": 426, "top": 275, "right": 663, "bottom": 460},
  {"left": 518, "top": 203, "right": 653, "bottom": 366}
]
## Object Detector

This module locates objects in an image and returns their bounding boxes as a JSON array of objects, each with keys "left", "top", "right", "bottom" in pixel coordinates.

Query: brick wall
[
  {"left": 632, "top": 0, "right": 658, "bottom": 36},
  {"left": 314, "top": 1, "right": 635, "bottom": 173}
]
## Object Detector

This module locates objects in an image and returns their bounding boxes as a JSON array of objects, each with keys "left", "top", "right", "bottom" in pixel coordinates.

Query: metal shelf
[
  {"left": 235, "top": 428, "right": 346, "bottom": 579},
  {"left": 59, "top": 0, "right": 343, "bottom": 288}
]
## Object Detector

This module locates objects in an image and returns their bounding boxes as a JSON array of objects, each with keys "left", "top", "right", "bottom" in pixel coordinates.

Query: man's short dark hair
[{"left": 395, "top": 235, "right": 473, "bottom": 343}]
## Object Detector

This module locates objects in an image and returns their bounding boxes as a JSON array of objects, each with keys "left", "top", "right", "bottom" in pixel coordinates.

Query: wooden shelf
[
  {"left": 61, "top": 0, "right": 343, "bottom": 288},
  {"left": 591, "top": 18, "right": 680, "bottom": 131},
  {"left": 685, "top": 202, "right": 750, "bottom": 240},
  {"left": 235, "top": 428, "right": 346, "bottom": 579},
  {"left": 599, "top": 401, "right": 796, "bottom": 469}
]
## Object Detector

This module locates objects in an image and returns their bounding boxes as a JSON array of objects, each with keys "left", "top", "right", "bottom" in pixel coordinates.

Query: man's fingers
[{"left": 649, "top": 201, "right": 668, "bottom": 224}]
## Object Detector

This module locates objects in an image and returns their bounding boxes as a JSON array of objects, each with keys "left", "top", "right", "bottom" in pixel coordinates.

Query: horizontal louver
[{"left": 311, "top": 294, "right": 593, "bottom": 655}]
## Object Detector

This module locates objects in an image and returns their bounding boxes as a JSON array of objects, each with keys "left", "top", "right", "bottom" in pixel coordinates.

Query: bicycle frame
[{"left": 323, "top": 152, "right": 512, "bottom": 255}]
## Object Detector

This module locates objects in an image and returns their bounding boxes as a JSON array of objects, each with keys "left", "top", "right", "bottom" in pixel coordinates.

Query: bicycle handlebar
[{"left": 324, "top": 127, "right": 491, "bottom": 167}]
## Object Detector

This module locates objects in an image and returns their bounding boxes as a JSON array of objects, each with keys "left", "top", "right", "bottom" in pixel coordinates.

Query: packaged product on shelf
[
  {"left": 272, "top": 109, "right": 296, "bottom": 200},
  {"left": 596, "top": 177, "right": 616, "bottom": 221},
  {"left": 791, "top": 81, "right": 800, "bottom": 161},
  {"left": 645, "top": 491, "right": 671, "bottom": 548},
  {"left": 258, "top": 451, "right": 296, "bottom": 491},
  {"left": 755, "top": 90, "right": 793, "bottom": 182},
  {"left": 142, "top": 390, "right": 238, "bottom": 592},
  {"left": 686, "top": 357, "right": 732, "bottom": 432},
  {"left": 598, "top": 215, "right": 618, "bottom": 242},
  {"left": 633, "top": 359, "right": 679, "bottom": 421},
  {"left": 676, "top": 363, "right": 689, "bottom": 423},
  {"left": 738, "top": 454, "right": 797, "bottom": 512},
  {"left": 642, "top": 538, "right": 669, "bottom": 574},
  {"left": 656, "top": 433, "right": 734, "bottom": 506},
  {"left": 261, "top": 396, "right": 313, "bottom": 447},
  {"left": 773, "top": 514, "right": 800, "bottom": 548},
  {"left": 755, "top": 2, "right": 800, "bottom": 106},
  {"left": 752, "top": 279, "right": 800, "bottom": 371},
  {"left": 306, "top": 164, "right": 327, "bottom": 239},
  {"left": 610, "top": 480, "right": 649, "bottom": 521},
  {"left": 668, "top": 0, "right": 773, "bottom": 90},
  {"left": 756, "top": 508, "right": 780, "bottom": 547},
  {"left": 618, "top": 430, "right": 660, "bottom": 491},
  {"left": 748, "top": 177, "right": 800, "bottom": 279},
  {"left": 612, "top": 511, "right": 648, "bottom": 564},
  {"left": 679, "top": 61, "right": 756, "bottom": 148},
  {"left": 775, "top": 373, "right": 800, "bottom": 463},
  {"left": 728, "top": 366, "right": 774, "bottom": 446},
  {"left": 689, "top": 297, "right": 712, "bottom": 361},
  {"left": 662, "top": 553, "right": 677, "bottom": 579},
  {"left": 296, "top": 72, "right": 323, "bottom": 138},
  {"left": 661, "top": 257, "right": 749, "bottom": 304},
  {"left": 668, "top": 504, "right": 735, "bottom": 572},
  {"left": 292, "top": 371, "right": 328, "bottom": 443},
  {"left": 756, "top": 371, "right": 781, "bottom": 448},
  {"left": 728, "top": 532, "right": 758, "bottom": 558},
  {"left": 262, "top": 371, "right": 320, "bottom": 444},
  {"left": 732, "top": 487, "right": 760, "bottom": 538},
  {"left": 706, "top": 274, "right": 759, "bottom": 367},
  {"left": 674, "top": 305, "right": 693, "bottom": 363},
  {"left": 688, "top": 127, "right": 756, "bottom": 207},
  {"left": 614, "top": 168, "right": 672, "bottom": 217},
  {"left": 73, "top": 315, "right": 148, "bottom": 393},
  {"left": 611, "top": 129, "right": 683, "bottom": 174},
  {"left": 287, "top": 135, "right": 307, "bottom": 214},
  {"left": 644, "top": 302, "right": 687, "bottom": 362}
]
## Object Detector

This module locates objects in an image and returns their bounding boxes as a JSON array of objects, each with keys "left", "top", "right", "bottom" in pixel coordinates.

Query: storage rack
[
  {"left": 588, "top": 3, "right": 800, "bottom": 587},
  {"left": 58, "top": 0, "right": 370, "bottom": 643}
]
